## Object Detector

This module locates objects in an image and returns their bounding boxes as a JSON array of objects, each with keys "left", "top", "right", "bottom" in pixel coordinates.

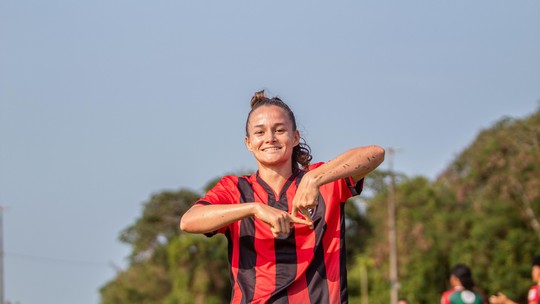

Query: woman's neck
[{"left": 257, "top": 165, "right": 294, "bottom": 194}]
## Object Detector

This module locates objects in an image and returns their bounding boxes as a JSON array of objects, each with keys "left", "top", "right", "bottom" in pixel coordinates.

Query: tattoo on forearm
[{"left": 354, "top": 164, "right": 372, "bottom": 171}]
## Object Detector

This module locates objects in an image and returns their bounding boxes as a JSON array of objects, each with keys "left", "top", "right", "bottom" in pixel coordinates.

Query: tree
[
  {"left": 358, "top": 108, "right": 540, "bottom": 303},
  {"left": 100, "top": 188, "right": 225, "bottom": 304}
]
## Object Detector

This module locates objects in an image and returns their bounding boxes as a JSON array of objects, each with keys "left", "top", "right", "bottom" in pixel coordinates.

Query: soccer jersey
[
  {"left": 528, "top": 285, "right": 540, "bottom": 303},
  {"left": 441, "top": 288, "right": 482, "bottom": 304},
  {"left": 449, "top": 290, "right": 482, "bottom": 304},
  {"left": 196, "top": 162, "right": 363, "bottom": 304}
]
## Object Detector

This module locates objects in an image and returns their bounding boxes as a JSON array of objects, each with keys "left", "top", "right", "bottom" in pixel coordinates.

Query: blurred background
[{"left": 1, "top": 1, "right": 539, "bottom": 303}]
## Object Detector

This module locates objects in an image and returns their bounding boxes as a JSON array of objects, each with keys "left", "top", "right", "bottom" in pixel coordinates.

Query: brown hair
[{"left": 245, "top": 90, "right": 312, "bottom": 171}]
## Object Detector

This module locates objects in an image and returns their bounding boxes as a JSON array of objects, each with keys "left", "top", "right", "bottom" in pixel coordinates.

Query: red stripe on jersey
[{"left": 323, "top": 180, "right": 346, "bottom": 303}]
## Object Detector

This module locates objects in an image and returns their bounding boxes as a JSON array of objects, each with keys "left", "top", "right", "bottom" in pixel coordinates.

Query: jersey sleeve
[
  {"left": 194, "top": 176, "right": 239, "bottom": 236},
  {"left": 528, "top": 286, "right": 539, "bottom": 303},
  {"left": 308, "top": 162, "right": 364, "bottom": 202},
  {"left": 440, "top": 290, "right": 452, "bottom": 304},
  {"left": 195, "top": 176, "right": 238, "bottom": 207}
]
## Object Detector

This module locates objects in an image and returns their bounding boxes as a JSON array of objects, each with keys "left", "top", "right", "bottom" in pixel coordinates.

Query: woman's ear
[
  {"left": 245, "top": 136, "right": 253, "bottom": 151},
  {"left": 294, "top": 130, "right": 300, "bottom": 146},
  {"left": 450, "top": 275, "right": 460, "bottom": 287}
]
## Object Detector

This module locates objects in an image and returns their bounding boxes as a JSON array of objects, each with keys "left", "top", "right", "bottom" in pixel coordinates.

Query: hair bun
[{"left": 250, "top": 90, "right": 267, "bottom": 108}]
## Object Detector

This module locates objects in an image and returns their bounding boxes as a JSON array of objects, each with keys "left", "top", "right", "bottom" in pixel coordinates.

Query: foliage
[
  {"left": 100, "top": 261, "right": 171, "bottom": 304},
  {"left": 165, "top": 234, "right": 230, "bottom": 304},
  {"left": 356, "top": 108, "right": 540, "bottom": 303},
  {"left": 119, "top": 189, "right": 200, "bottom": 262}
]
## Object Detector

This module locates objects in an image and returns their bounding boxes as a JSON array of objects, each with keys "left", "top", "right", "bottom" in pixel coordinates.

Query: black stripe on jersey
[
  {"left": 237, "top": 178, "right": 256, "bottom": 303},
  {"left": 225, "top": 229, "right": 235, "bottom": 301},
  {"left": 268, "top": 291, "right": 289, "bottom": 304},
  {"left": 306, "top": 194, "right": 330, "bottom": 303},
  {"left": 339, "top": 201, "right": 348, "bottom": 303},
  {"left": 345, "top": 177, "right": 364, "bottom": 196}
]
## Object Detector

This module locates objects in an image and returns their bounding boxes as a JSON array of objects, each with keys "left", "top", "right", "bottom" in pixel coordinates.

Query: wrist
[
  {"left": 304, "top": 170, "right": 323, "bottom": 188},
  {"left": 249, "top": 202, "right": 262, "bottom": 217}
]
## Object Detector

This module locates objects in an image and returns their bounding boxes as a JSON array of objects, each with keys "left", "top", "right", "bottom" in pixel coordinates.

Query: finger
[
  {"left": 291, "top": 205, "right": 298, "bottom": 218},
  {"left": 270, "top": 226, "right": 280, "bottom": 238},
  {"left": 289, "top": 214, "right": 313, "bottom": 226},
  {"left": 283, "top": 220, "right": 290, "bottom": 234},
  {"left": 279, "top": 218, "right": 289, "bottom": 235}
]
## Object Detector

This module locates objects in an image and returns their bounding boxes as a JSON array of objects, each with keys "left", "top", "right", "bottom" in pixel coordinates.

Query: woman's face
[
  {"left": 245, "top": 105, "right": 300, "bottom": 170},
  {"left": 532, "top": 265, "right": 540, "bottom": 282}
]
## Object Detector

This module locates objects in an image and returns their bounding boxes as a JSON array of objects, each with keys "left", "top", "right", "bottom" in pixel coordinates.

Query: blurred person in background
[
  {"left": 441, "top": 263, "right": 483, "bottom": 304},
  {"left": 489, "top": 255, "right": 540, "bottom": 304}
]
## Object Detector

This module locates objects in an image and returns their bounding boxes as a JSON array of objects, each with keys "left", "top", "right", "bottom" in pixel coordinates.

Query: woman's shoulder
[
  {"left": 306, "top": 161, "right": 325, "bottom": 171},
  {"left": 219, "top": 174, "right": 256, "bottom": 184}
]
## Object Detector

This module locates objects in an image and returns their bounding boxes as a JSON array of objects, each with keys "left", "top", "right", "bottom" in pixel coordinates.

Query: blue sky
[{"left": 1, "top": 1, "right": 539, "bottom": 303}]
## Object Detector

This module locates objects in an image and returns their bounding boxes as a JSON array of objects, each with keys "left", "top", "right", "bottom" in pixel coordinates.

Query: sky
[{"left": 1, "top": 1, "right": 539, "bottom": 303}]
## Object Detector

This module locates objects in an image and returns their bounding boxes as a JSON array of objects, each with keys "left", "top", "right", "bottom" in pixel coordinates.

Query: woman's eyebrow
[{"left": 252, "top": 122, "right": 286, "bottom": 129}]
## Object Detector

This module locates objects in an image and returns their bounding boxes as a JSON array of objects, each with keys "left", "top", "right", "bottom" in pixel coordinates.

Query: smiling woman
[
  {"left": 244, "top": 91, "right": 312, "bottom": 172},
  {"left": 180, "top": 90, "right": 385, "bottom": 303}
]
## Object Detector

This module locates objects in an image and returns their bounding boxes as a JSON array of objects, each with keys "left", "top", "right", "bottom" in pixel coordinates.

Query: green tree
[
  {"left": 359, "top": 108, "right": 540, "bottom": 303},
  {"left": 100, "top": 188, "right": 216, "bottom": 304}
]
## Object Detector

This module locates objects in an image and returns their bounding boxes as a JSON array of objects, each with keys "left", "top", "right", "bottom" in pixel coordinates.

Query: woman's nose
[{"left": 264, "top": 132, "right": 277, "bottom": 142}]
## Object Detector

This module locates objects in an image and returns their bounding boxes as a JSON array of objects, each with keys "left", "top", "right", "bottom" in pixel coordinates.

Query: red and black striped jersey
[{"left": 195, "top": 162, "right": 364, "bottom": 304}]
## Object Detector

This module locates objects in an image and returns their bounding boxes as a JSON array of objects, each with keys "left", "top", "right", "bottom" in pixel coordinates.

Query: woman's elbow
[
  {"left": 178, "top": 217, "right": 188, "bottom": 231},
  {"left": 369, "top": 145, "right": 386, "bottom": 166},
  {"left": 179, "top": 210, "right": 196, "bottom": 232}
]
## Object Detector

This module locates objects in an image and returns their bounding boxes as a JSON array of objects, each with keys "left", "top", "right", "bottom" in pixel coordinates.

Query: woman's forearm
[
  {"left": 179, "top": 203, "right": 256, "bottom": 234},
  {"left": 308, "top": 145, "right": 385, "bottom": 187}
]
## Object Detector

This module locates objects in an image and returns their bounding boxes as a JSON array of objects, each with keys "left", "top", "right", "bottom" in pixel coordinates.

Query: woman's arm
[
  {"left": 180, "top": 202, "right": 312, "bottom": 237},
  {"left": 291, "top": 145, "right": 385, "bottom": 219},
  {"left": 308, "top": 145, "right": 385, "bottom": 185},
  {"left": 180, "top": 203, "right": 256, "bottom": 234},
  {"left": 489, "top": 293, "right": 517, "bottom": 304}
]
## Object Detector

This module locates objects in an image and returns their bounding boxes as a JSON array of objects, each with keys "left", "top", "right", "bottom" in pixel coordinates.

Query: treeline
[{"left": 100, "top": 108, "right": 540, "bottom": 304}]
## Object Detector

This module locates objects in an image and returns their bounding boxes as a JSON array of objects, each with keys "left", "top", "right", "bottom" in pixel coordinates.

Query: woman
[
  {"left": 441, "top": 264, "right": 483, "bottom": 304},
  {"left": 180, "top": 90, "right": 385, "bottom": 303}
]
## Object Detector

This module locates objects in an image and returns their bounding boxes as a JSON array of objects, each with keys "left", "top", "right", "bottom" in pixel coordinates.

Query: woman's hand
[
  {"left": 253, "top": 203, "right": 312, "bottom": 238},
  {"left": 290, "top": 173, "right": 319, "bottom": 228},
  {"left": 489, "top": 292, "right": 515, "bottom": 304}
]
